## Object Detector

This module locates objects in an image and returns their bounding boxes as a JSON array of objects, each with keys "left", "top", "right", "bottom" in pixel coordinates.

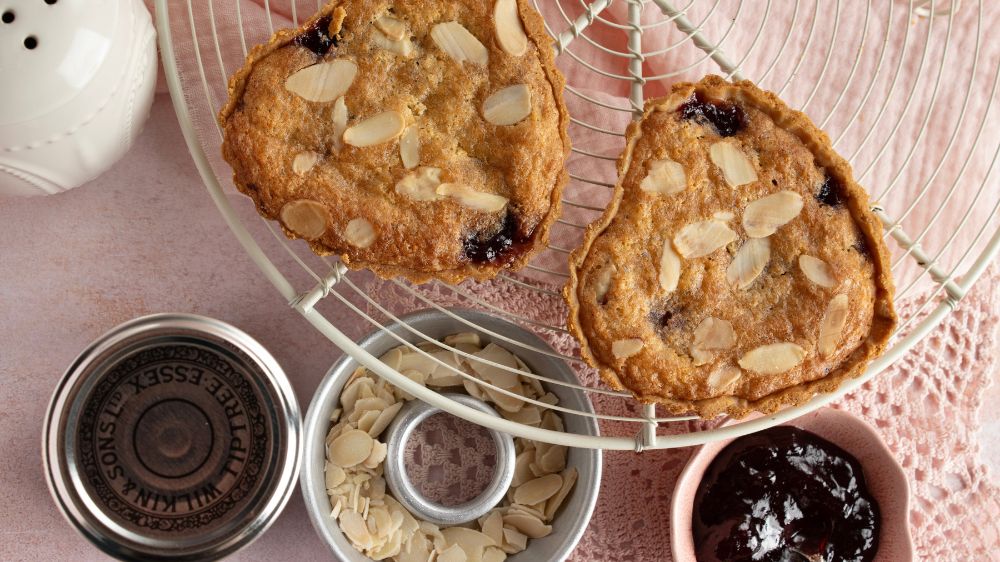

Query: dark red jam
[
  {"left": 294, "top": 14, "right": 338, "bottom": 55},
  {"left": 816, "top": 173, "right": 844, "bottom": 207},
  {"left": 679, "top": 93, "right": 745, "bottom": 137},
  {"left": 693, "top": 426, "right": 880, "bottom": 562},
  {"left": 462, "top": 213, "right": 531, "bottom": 265}
]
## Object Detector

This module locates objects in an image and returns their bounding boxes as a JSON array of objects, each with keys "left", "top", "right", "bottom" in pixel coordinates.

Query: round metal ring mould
[
  {"left": 42, "top": 313, "right": 301, "bottom": 561},
  {"left": 382, "top": 393, "right": 516, "bottom": 527}
]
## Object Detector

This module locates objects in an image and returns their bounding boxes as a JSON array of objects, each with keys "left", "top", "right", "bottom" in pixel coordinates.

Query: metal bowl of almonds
[{"left": 301, "top": 308, "right": 601, "bottom": 562}]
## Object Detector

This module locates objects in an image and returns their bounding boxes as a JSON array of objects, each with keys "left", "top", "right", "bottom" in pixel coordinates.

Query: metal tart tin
[
  {"left": 301, "top": 308, "right": 602, "bottom": 562},
  {"left": 43, "top": 313, "right": 301, "bottom": 561}
]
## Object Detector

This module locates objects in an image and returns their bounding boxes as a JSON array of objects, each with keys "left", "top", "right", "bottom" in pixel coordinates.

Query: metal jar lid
[{"left": 43, "top": 313, "right": 301, "bottom": 561}]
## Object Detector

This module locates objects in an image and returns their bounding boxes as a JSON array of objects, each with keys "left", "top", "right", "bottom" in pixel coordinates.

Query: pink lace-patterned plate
[{"left": 671, "top": 408, "right": 913, "bottom": 562}]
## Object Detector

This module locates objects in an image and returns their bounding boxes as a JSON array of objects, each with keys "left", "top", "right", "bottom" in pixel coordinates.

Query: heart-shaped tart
[
  {"left": 219, "top": 0, "right": 569, "bottom": 283},
  {"left": 565, "top": 75, "right": 897, "bottom": 418}
]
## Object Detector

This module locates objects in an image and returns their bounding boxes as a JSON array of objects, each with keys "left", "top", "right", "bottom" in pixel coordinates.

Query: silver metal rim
[
  {"left": 42, "top": 313, "right": 302, "bottom": 561},
  {"left": 382, "top": 393, "right": 516, "bottom": 527},
  {"left": 156, "top": 0, "right": 1000, "bottom": 449}
]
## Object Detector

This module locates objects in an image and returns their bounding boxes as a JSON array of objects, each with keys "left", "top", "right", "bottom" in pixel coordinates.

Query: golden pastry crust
[
  {"left": 219, "top": 0, "right": 570, "bottom": 283},
  {"left": 565, "top": 76, "right": 897, "bottom": 418}
]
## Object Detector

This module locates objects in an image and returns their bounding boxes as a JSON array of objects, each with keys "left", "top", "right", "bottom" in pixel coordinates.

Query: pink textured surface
[{"left": 2, "top": 2, "right": 999, "bottom": 561}]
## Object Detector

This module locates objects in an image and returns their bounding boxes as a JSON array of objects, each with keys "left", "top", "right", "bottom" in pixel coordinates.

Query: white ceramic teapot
[{"left": 0, "top": 0, "right": 156, "bottom": 197}]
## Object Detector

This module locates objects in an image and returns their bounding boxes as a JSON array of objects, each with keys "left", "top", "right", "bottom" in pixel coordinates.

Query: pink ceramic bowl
[{"left": 671, "top": 408, "right": 913, "bottom": 562}]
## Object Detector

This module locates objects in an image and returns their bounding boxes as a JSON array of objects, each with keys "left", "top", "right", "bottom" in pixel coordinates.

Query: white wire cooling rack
[{"left": 156, "top": 0, "right": 1000, "bottom": 450}]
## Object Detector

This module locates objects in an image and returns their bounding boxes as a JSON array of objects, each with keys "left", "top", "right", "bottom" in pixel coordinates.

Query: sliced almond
[
  {"left": 611, "top": 338, "right": 643, "bottom": 360},
  {"left": 325, "top": 462, "right": 346, "bottom": 489},
  {"left": 799, "top": 254, "right": 838, "bottom": 288},
  {"left": 691, "top": 317, "right": 736, "bottom": 366},
  {"left": 693, "top": 317, "right": 736, "bottom": 350},
  {"left": 512, "top": 450, "right": 535, "bottom": 487},
  {"left": 442, "top": 527, "right": 496, "bottom": 560},
  {"left": 330, "top": 429, "right": 374, "bottom": 467},
  {"left": 543, "top": 467, "right": 578, "bottom": 520},
  {"left": 539, "top": 444, "right": 567, "bottom": 474},
  {"left": 483, "top": 546, "right": 507, "bottom": 562},
  {"left": 709, "top": 141, "right": 757, "bottom": 187},
  {"left": 438, "top": 544, "right": 467, "bottom": 562},
  {"left": 367, "top": 401, "right": 404, "bottom": 437},
  {"left": 503, "top": 404, "right": 541, "bottom": 425},
  {"left": 446, "top": 332, "right": 481, "bottom": 347},
  {"left": 399, "top": 125, "right": 420, "bottom": 169},
  {"left": 483, "top": 85, "right": 532, "bottom": 126},
  {"left": 502, "top": 512, "right": 552, "bottom": 539},
  {"left": 513, "top": 473, "right": 562, "bottom": 505},
  {"left": 742, "top": 190, "right": 804, "bottom": 238},
  {"left": 375, "top": 14, "right": 407, "bottom": 41},
  {"left": 292, "top": 151, "right": 320, "bottom": 175},
  {"left": 396, "top": 166, "right": 443, "bottom": 201},
  {"left": 738, "top": 342, "right": 806, "bottom": 375},
  {"left": 344, "top": 218, "right": 376, "bottom": 248},
  {"left": 437, "top": 183, "right": 509, "bottom": 212},
  {"left": 285, "top": 59, "right": 357, "bottom": 102},
  {"left": 280, "top": 199, "right": 328, "bottom": 239},
  {"left": 500, "top": 527, "right": 528, "bottom": 554},
  {"left": 818, "top": 294, "right": 849, "bottom": 357},
  {"left": 659, "top": 239, "right": 681, "bottom": 292},
  {"left": 362, "top": 440, "right": 388, "bottom": 469},
  {"left": 594, "top": 262, "right": 616, "bottom": 304},
  {"left": 726, "top": 237, "right": 771, "bottom": 289},
  {"left": 640, "top": 158, "right": 687, "bottom": 195},
  {"left": 344, "top": 110, "right": 406, "bottom": 147},
  {"left": 714, "top": 210, "right": 735, "bottom": 221},
  {"left": 673, "top": 219, "right": 738, "bottom": 258},
  {"left": 340, "top": 509, "right": 373, "bottom": 547},
  {"left": 469, "top": 343, "right": 520, "bottom": 389},
  {"left": 431, "top": 21, "right": 489, "bottom": 66},
  {"left": 372, "top": 29, "right": 415, "bottom": 57},
  {"left": 706, "top": 364, "right": 742, "bottom": 393},
  {"left": 481, "top": 510, "right": 504, "bottom": 545},
  {"left": 494, "top": 0, "right": 527, "bottom": 56},
  {"left": 332, "top": 96, "right": 348, "bottom": 150}
]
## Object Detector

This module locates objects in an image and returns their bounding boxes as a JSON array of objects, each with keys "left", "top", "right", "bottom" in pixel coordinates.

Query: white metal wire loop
[{"left": 156, "top": 0, "right": 1000, "bottom": 450}]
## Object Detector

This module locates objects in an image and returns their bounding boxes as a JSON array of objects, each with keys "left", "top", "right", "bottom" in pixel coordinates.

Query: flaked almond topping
[
  {"left": 640, "top": 158, "right": 687, "bottom": 195},
  {"left": 292, "top": 151, "right": 319, "bottom": 175},
  {"left": 436, "top": 183, "right": 509, "bottom": 212},
  {"left": 738, "top": 342, "right": 806, "bottom": 375},
  {"left": 494, "top": 0, "right": 528, "bottom": 55},
  {"left": 395, "top": 166, "right": 442, "bottom": 201},
  {"left": 431, "top": 21, "right": 489, "bottom": 66},
  {"left": 659, "top": 239, "right": 681, "bottom": 292},
  {"left": 673, "top": 219, "right": 738, "bottom": 259},
  {"left": 329, "top": 429, "right": 374, "bottom": 467},
  {"left": 372, "top": 29, "right": 415, "bottom": 57},
  {"left": 726, "top": 237, "right": 771, "bottom": 289},
  {"left": 611, "top": 338, "right": 643, "bottom": 359},
  {"left": 818, "top": 294, "right": 849, "bottom": 357},
  {"left": 285, "top": 59, "right": 357, "bottom": 102},
  {"left": 343, "top": 110, "right": 406, "bottom": 147},
  {"left": 743, "top": 190, "right": 804, "bottom": 238},
  {"left": 280, "top": 199, "right": 328, "bottom": 239},
  {"left": 344, "top": 217, "right": 376, "bottom": 248},
  {"left": 399, "top": 125, "right": 420, "bottom": 169},
  {"left": 593, "top": 262, "right": 616, "bottom": 304},
  {"left": 799, "top": 254, "right": 838, "bottom": 288},
  {"left": 709, "top": 141, "right": 757, "bottom": 187},
  {"left": 714, "top": 211, "right": 735, "bottom": 221},
  {"left": 332, "top": 96, "right": 348, "bottom": 150},
  {"left": 693, "top": 317, "right": 736, "bottom": 350},
  {"left": 375, "top": 14, "right": 407, "bottom": 41},
  {"left": 706, "top": 364, "right": 742, "bottom": 392},
  {"left": 483, "top": 84, "right": 532, "bottom": 126}
]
